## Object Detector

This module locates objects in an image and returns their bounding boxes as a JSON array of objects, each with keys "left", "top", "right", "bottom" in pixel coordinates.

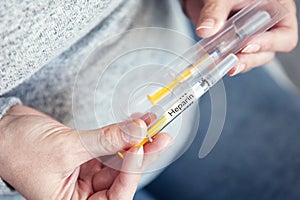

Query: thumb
[
  {"left": 196, "top": 0, "right": 233, "bottom": 38},
  {"left": 74, "top": 119, "right": 147, "bottom": 164}
]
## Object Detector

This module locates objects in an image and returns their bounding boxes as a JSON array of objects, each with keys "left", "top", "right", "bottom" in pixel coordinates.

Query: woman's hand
[
  {"left": 0, "top": 105, "right": 172, "bottom": 200},
  {"left": 183, "top": 0, "right": 298, "bottom": 75}
]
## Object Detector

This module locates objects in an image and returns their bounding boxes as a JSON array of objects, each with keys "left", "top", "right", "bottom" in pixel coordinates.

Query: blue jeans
[{"left": 145, "top": 68, "right": 300, "bottom": 200}]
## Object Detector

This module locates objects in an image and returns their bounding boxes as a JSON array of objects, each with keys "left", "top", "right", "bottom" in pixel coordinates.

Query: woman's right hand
[
  {"left": 183, "top": 0, "right": 298, "bottom": 75},
  {"left": 0, "top": 104, "right": 172, "bottom": 199}
]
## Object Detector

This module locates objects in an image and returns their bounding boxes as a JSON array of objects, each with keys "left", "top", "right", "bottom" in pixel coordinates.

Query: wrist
[
  {"left": 0, "top": 104, "right": 21, "bottom": 185},
  {"left": 0, "top": 97, "right": 22, "bottom": 120}
]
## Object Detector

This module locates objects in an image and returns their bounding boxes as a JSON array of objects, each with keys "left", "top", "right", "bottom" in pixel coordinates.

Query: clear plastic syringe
[
  {"left": 139, "top": 54, "right": 238, "bottom": 146},
  {"left": 117, "top": 0, "right": 287, "bottom": 158},
  {"left": 117, "top": 54, "right": 238, "bottom": 158},
  {"left": 146, "top": 10, "right": 272, "bottom": 105}
]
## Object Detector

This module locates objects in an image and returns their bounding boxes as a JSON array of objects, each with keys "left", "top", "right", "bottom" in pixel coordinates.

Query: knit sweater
[{"left": 0, "top": 0, "right": 197, "bottom": 196}]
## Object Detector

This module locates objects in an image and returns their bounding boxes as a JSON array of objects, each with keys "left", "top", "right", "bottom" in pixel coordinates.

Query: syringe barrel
[
  {"left": 237, "top": 11, "right": 272, "bottom": 38},
  {"left": 204, "top": 54, "right": 239, "bottom": 86}
]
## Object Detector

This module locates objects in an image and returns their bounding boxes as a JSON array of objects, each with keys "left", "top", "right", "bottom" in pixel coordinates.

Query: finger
[
  {"left": 92, "top": 132, "right": 172, "bottom": 193},
  {"left": 182, "top": 0, "right": 204, "bottom": 24},
  {"left": 242, "top": 15, "right": 298, "bottom": 53},
  {"left": 196, "top": 0, "right": 233, "bottom": 38},
  {"left": 92, "top": 147, "right": 139, "bottom": 193},
  {"left": 79, "top": 159, "right": 102, "bottom": 184},
  {"left": 142, "top": 132, "right": 173, "bottom": 167},
  {"left": 107, "top": 146, "right": 143, "bottom": 200},
  {"left": 92, "top": 166, "right": 119, "bottom": 192},
  {"left": 278, "top": 0, "right": 297, "bottom": 15},
  {"left": 89, "top": 147, "right": 142, "bottom": 200},
  {"left": 131, "top": 112, "right": 157, "bottom": 126},
  {"left": 228, "top": 51, "right": 275, "bottom": 76},
  {"left": 143, "top": 133, "right": 173, "bottom": 153},
  {"left": 73, "top": 119, "right": 147, "bottom": 166}
]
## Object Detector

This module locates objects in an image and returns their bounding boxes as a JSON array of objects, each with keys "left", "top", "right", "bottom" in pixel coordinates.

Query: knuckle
[
  {"left": 204, "top": 2, "right": 219, "bottom": 11},
  {"left": 282, "top": 39, "right": 297, "bottom": 52},
  {"left": 287, "top": 36, "right": 298, "bottom": 52},
  {"left": 100, "top": 125, "right": 128, "bottom": 152},
  {"left": 203, "top": 1, "right": 224, "bottom": 14},
  {"left": 278, "top": 0, "right": 297, "bottom": 14},
  {"left": 100, "top": 127, "right": 116, "bottom": 153},
  {"left": 107, "top": 190, "right": 121, "bottom": 200},
  {"left": 263, "top": 42, "right": 274, "bottom": 52},
  {"left": 204, "top": 0, "right": 232, "bottom": 12}
]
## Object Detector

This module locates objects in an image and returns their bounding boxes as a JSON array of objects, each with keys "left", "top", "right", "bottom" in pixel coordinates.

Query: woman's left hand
[{"left": 0, "top": 105, "right": 172, "bottom": 199}]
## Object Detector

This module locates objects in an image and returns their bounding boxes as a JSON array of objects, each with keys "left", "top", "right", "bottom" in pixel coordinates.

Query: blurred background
[{"left": 137, "top": 1, "right": 300, "bottom": 200}]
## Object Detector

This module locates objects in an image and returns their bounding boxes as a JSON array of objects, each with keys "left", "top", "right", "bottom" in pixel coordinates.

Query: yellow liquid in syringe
[{"left": 147, "top": 54, "right": 211, "bottom": 105}]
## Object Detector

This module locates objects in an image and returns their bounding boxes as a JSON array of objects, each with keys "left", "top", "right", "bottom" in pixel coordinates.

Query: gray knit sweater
[{"left": 0, "top": 0, "right": 197, "bottom": 196}]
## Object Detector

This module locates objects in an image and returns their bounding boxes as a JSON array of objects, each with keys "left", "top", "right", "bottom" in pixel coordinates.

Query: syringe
[
  {"left": 140, "top": 54, "right": 238, "bottom": 146},
  {"left": 147, "top": 11, "right": 271, "bottom": 105},
  {"left": 118, "top": 54, "right": 238, "bottom": 158},
  {"left": 117, "top": 0, "right": 287, "bottom": 158}
]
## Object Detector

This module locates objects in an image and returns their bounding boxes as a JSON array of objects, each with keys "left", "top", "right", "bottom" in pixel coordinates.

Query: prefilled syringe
[
  {"left": 139, "top": 54, "right": 238, "bottom": 146},
  {"left": 147, "top": 11, "right": 272, "bottom": 105},
  {"left": 117, "top": 0, "right": 287, "bottom": 158},
  {"left": 118, "top": 54, "right": 238, "bottom": 158}
]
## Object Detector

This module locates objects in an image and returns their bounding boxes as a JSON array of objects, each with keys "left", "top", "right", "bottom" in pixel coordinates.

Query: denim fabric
[{"left": 146, "top": 68, "right": 300, "bottom": 200}]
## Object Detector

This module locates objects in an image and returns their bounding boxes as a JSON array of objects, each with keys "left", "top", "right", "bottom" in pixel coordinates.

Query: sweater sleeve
[
  {"left": 0, "top": 97, "right": 22, "bottom": 120},
  {"left": 0, "top": 178, "right": 16, "bottom": 195}
]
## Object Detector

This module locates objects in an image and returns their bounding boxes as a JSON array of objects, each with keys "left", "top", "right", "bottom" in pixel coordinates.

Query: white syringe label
[{"left": 164, "top": 82, "right": 206, "bottom": 121}]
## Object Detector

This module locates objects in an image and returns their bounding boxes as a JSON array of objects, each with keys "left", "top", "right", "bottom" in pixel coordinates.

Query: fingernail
[
  {"left": 196, "top": 18, "right": 215, "bottom": 30},
  {"left": 122, "top": 146, "right": 144, "bottom": 172},
  {"left": 121, "top": 119, "right": 147, "bottom": 144},
  {"left": 242, "top": 44, "right": 261, "bottom": 53},
  {"left": 230, "top": 63, "right": 246, "bottom": 76},
  {"left": 140, "top": 112, "right": 156, "bottom": 126}
]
